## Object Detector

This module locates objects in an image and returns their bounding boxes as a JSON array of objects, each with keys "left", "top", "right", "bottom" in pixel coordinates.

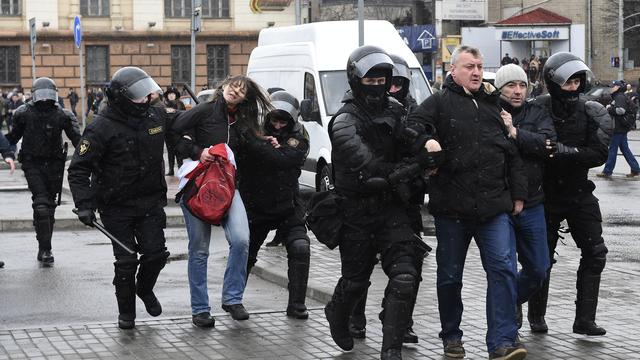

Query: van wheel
[{"left": 318, "top": 164, "right": 333, "bottom": 192}]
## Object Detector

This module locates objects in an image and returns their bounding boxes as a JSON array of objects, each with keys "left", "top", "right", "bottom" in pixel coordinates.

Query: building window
[
  {"left": 0, "top": 0, "right": 20, "bottom": 16},
  {"left": 202, "top": 0, "right": 229, "bottom": 18},
  {"left": 86, "top": 46, "right": 109, "bottom": 85},
  {"left": 0, "top": 46, "right": 19, "bottom": 84},
  {"left": 207, "top": 45, "right": 228, "bottom": 87},
  {"left": 165, "top": 0, "right": 229, "bottom": 18},
  {"left": 80, "top": 0, "right": 110, "bottom": 16},
  {"left": 165, "top": 0, "right": 191, "bottom": 18},
  {"left": 171, "top": 45, "right": 191, "bottom": 85}
]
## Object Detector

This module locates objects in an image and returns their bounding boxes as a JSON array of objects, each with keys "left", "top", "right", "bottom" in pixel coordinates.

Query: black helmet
[
  {"left": 346, "top": 45, "right": 394, "bottom": 109},
  {"left": 543, "top": 52, "right": 593, "bottom": 102},
  {"left": 165, "top": 86, "right": 181, "bottom": 99},
  {"left": 389, "top": 54, "right": 411, "bottom": 102},
  {"left": 265, "top": 90, "right": 299, "bottom": 135},
  {"left": 32, "top": 77, "right": 58, "bottom": 103},
  {"left": 106, "top": 66, "right": 161, "bottom": 116}
]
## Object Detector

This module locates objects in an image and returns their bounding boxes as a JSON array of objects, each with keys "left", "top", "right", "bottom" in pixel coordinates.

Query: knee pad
[
  {"left": 387, "top": 256, "right": 419, "bottom": 279},
  {"left": 287, "top": 238, "right": 310, "bottom": 261},
  {"left": 34, "top": 204, "right": 51, "bottom": 221},
  {"left": 388, "top": 274, "right": 416, "bottom": 300},
  {"left": 587, "top": 255, "right": 606, "bottom": 274},
  {"left": 140, "top": 250, "right": 170, "bottom": 266},
  {"left": 339, "top": 278, "right": 370, "bottom": 296}
]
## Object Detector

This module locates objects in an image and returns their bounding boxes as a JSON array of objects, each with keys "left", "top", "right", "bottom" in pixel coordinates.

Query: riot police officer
[
  {"left": 5, "top": 77, "right": 81, "bottom": 263},
  {"left": 388, "top": 54, "right": 417, "bottom": 112},
  {"left": 527, "top": 53, "right": 611, "bottom": 336},
  {"left": 241, "top": 90, "right": 311, "bottom": 319},
  {"left": 324, "top": 45, "right": 428, "bottom": 360},
  {"left": 68, "top": 67, "right": 173, "bottom": 329}
]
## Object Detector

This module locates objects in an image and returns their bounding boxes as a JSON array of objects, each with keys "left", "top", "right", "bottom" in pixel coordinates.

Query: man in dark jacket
[
  {"left": 495, "top": 64, "right": 555, "bottom": 329},
  {"left": 527, "top": 53, "right": 612, "bottom": 337},
  {"left": 67, "top": 88, "right": 79, "bottom": 116},
  {"left": 596, "top": 80, "right": 640, "bottom": 178},
  {"left": 241, "top": 90, "right": 311, "bottom": 319},
  {"left": 0, "top": 133, "right": 16, "bottom": 269},
  {"left": 407, "top": 46, "right": 528, "bottom": 360},
  {"left": 5, "top": 77, "right": 81, "bottom": 264},
  {"left": 5, "top": 92, "right": 24, "bottom": 132},
  {"left": 68, "top": 67, "right": 173, "bottom": 330},
  {"left": 324, "top": 45, "right": 430, "bottom": 360}
]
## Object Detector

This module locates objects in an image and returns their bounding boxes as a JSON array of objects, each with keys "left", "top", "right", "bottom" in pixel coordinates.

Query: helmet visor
[
  {"left": 353, "top": 53, "right": 394, "bottom": 78},
  {"left": 271, "top": 100, "right": 299, "bottom": 122},
  {"left": 123, "top": 77, "right": 162, "bottom": 101},
  {"left": 392, "top": 62, "right": 411, "bottom": 80},
  {"left": 33, "top": 88, "right": 58, "bottom": 102},
  {"left": 550, "top": 60, "right": 593, "bottom": 86}
]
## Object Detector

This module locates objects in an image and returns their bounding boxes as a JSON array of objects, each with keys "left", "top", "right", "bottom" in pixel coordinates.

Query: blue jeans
[
  {"left": 512, "top": 204, "right": 550, "bottom": 304},
  {"left": 181, "top": 189, "right": 250, "bottom": 315},
  {"left": 435, "top": 213, "right": 518, "bottom": 354},
  {"left": 603, "top": 132, "right": 640, "bottom": 174}
]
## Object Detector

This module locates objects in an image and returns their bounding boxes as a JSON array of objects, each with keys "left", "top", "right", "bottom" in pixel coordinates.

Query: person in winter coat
[
  {"left": 406, "top": 45, "right": 528, "bottom": 360},
  {"left": 0, "top": 133, "right": 15, "bottom": 269},
  {"left": 170, "top": 75, "right": 272, "bottom": 327},
  {"left": 596, "top": 80, "right": 640, "bottom": 177}
]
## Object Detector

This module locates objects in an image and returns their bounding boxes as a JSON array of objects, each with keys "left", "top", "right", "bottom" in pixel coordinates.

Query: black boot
[
  {"left": 349, "top": 289, "right": 368, "bottom": 338},
  {"left": 573, "top": 273, "right": 606, "bottom": 336},
  {"left": 380, "top": 274, "right": 416, "bottom": 360},
  {"left": 527, "top": 275, "right": 549, "bottom": 333},
  {"left": 286, "top": 256, "right": 310, "bottom": 319},
  {"left": 136, "top": 251, "right": 169, "bottom": 317},
  {"left": 325, "top": 278, "right": 369, "bottom": 351},
  {"left": 34, "top": 205, "right": 54, "bottom": 263},
  {"left": 114, "top": 257, "right": 138, "bottom": 329}
]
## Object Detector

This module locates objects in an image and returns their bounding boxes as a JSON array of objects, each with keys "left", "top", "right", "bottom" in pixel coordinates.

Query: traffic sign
[
  {"left": 397, "top": 25, "right": 437, "bottom": 53},
  {"left": 74, "top": 16, "right": 82, "bottom": 48}
]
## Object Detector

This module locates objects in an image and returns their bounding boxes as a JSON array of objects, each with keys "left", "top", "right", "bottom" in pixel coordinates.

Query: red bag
[{"left": 182, "top": 145, "right": 236, "bottom": 225}]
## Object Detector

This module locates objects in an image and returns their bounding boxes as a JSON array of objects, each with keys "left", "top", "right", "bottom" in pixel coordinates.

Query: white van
[{"left": 247, "top": 20, "right": 433, "bottom": 191}]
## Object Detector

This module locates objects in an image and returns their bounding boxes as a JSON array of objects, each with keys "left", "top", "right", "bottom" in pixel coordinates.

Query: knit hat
[{"left": 495, "top": 64, "right": 528, "bottom": 90}]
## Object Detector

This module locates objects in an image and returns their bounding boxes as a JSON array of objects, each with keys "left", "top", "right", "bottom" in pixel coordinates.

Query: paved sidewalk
[{"left": 1, "top": 231, "right": 637, "bottom": 359}]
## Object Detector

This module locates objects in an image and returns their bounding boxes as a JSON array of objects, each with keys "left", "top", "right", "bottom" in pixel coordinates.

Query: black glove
[
  {"left": 548, "top": 141, "right": 579, "bottom": 157},
  {"left": 77, "top": 209, "right": 96, "bottom": 227},
  {"left": 416, "top": 149, "right": 445, "bottom": 169}
]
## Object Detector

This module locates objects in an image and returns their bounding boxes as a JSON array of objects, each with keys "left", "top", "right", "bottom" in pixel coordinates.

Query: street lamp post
[{"left": 619, "top": 0, "right": 624, "bottom": 80}]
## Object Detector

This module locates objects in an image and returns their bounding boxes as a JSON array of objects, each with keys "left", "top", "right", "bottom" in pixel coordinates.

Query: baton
[
  {"left": 183, "top": 84, "right": 200, "bottom": 105},
  {"left": 72, "top": 208, "right": 135, "bottom": 254},
  {"left": 57, "top": 142, "right": 69, "bottom": 206}
]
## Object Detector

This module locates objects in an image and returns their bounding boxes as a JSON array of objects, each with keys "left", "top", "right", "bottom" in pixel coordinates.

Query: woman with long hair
[{"left": 171, "top": 75, "right": 272, "bottom": 327}]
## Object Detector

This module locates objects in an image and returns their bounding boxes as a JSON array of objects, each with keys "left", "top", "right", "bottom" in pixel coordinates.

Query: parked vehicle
[{"left": 247, "top": 20, "right": 433, "bottom": 191}]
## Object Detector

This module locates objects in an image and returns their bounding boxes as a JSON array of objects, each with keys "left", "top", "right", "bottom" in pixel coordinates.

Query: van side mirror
[{"left": 300, "top": 99, "right": 321, "bottom": 125}]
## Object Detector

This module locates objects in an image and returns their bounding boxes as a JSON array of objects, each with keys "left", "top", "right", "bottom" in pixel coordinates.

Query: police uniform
[
  {"left": 68, "top": 67, "right": 172, "bottom": 329},
  {"left": 5, "top": 78, "right": 81, "bottom": 263}
]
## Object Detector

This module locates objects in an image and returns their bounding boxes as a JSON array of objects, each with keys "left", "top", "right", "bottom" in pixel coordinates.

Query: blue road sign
[
  {"left": 74, "top": 16, "right": 82, "bottom": 48},
  {"left": 397, "top": 25, "right": 437, "bottom": 53}
]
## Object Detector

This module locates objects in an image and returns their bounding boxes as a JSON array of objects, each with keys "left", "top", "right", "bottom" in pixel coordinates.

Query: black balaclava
[{"left": 358, "top": 67, "right": 389, "bottom": 113}]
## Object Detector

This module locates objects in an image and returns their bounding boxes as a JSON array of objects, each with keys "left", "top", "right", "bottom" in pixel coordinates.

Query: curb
[
  {"left": 0, "top": 214, "right": 186, "bottom": 232},
  {"left": 251, "top": 262, "right": 334, "bottom": 304}
]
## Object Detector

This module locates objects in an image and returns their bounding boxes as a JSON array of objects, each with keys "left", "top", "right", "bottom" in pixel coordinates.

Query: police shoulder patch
[
  {"left": 79, "top": 139, "right": 90, "bottom": 155},
  {"left": 148, "top": 126, "right": 164, "bottom": 135},
  {"left": 287, "top": 138, "right": 299, "bottom": 147}
]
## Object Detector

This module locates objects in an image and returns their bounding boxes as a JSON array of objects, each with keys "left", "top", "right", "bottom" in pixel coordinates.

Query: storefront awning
[{"left": 496, "top": 7, "right": 572, "bottom": 26}]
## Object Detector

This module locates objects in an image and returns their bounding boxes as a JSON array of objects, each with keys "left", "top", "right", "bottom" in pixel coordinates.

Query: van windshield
[{"left": 319, "top": 69, "right": 432, "bottom": 116}]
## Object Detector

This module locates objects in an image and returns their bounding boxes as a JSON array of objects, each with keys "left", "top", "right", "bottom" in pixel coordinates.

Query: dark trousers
[{"left": 23, "top": 159, "right": 64, "bottom": 251}]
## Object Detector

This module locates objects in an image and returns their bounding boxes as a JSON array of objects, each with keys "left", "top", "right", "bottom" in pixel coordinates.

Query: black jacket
[
  {"left": 407, "top": 75, "right": 527, "bottom": 221},
  {"left": 0, "top": 133, "right": 15, "bottom": 159},
  {"left": 237, "top": 122, "right": 309, "bottom": 220},
  {"left": 608, "top": 91, "right": 634, "bottom": 133},
  {"left": 502, "top": 99, "right": 556, "bottom": 208},
  {"left": 170, "top": 90, "right": 249, "bottom": 160},
  {"left": 534, "top": 95, "right": 611, "bottom": 206},
  {"left": 330, "top": 92, "right": 407, "bottom": 196},
  {"left": 6, "top": 102, "right": 81, "bottom": 161},
  {"left": 68, "top": 105, "right": 172, "bottom": 214}
]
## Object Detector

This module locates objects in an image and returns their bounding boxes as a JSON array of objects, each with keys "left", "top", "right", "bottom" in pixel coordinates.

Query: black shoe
[
  {"left": 488, "top": 343, "right": 527, "bottom": 360},
  {"left": 37, "top": 250, "right": 54, "bottom": 263},
  {"left": 528, "top": 316, "right": 548, "bottom": 333},
  {"left": 403, "top": 326, "right": 419, "bottom": 344},
  {"left": 222, "top": 304, "right": 250, "bottom": 320},
  {"left": 137, "top": 292, "right": 162, "bottom": 317},
  {"left": 324, "top": 305, "right": 354, "bottom": 351},
  {"left": 380, "top": 348, "right": 402, "bottom": 360},
  {"left": 118, "top": 314, "right": 135, "bottom": 330},
  {"left": 573, "top": 320, "right": 606, "bottom": 336},
  {"left": 443, "top": 339, "right": 465, "bottom": 358},
  {"left": 286, "top": 305, "right": 309, "bottom": 319},
  {"left": 265, "top": 238, "right": 282, "bottom": 247},
  {"left": 0, "top": 261, "right": 4, "bottom": 268},
  {"left": 192, "top": 312, "right": 215, "bottom": 328}
]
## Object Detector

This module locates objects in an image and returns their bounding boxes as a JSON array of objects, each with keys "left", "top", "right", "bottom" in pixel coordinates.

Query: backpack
[{"left": 181, "top": 145, "right": 236, "bottom": 225}]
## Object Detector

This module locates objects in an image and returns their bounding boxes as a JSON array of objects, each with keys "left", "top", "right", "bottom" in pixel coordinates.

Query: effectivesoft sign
[{"left": 497, "top": 27, "right": 569, "bottom": 41}]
